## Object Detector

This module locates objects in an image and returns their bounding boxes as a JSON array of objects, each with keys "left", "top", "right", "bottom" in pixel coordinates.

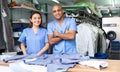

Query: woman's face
[{"left": 30, "top": 13, "right": 41, "bottom": 27}]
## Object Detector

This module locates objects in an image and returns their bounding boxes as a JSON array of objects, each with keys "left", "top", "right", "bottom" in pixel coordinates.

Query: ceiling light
[
  {"left": 111, "top": 0, "right": 115, "bottom": 7},
  {"left": 52, "top": 0, "right": 60, "bottom": 3}
]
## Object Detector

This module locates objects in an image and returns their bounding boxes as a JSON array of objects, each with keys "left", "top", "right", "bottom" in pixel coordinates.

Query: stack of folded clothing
[{"left": 2, "top": 54, "right": 90, "bottom": 72}]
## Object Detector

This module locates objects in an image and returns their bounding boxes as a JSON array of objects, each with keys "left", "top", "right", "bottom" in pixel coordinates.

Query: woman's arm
[
  {"left": 37, "top": 42, "right": 50, "bottom": 56},
  {"left": 20, "top": 43, "right": 27, "bottom": 55}
]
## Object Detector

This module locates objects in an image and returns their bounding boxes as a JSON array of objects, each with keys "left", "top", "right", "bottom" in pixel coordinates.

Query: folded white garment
[
  {"left": 9, "top": 61, "right": 47, "bottom": 72},
  {"left": 0, "top": 55, "right": 14, "bottom": 61},
  {"left": 79, "top": 60, "right": 108, "bottom": 69},
  {"left": 0, "top": 66, "right": 14, "bottom": 72}
]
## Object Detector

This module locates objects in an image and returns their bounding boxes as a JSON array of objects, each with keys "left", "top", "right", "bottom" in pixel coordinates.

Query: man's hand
[
  {"left": 65, "top": 29, "right": 69, "bottom": 34},
  {"left": 48, "top": 28, "right": 62, "bottom": 45},
  {"left": 53, "top": 28, "right": 76, "bottom": 40},
  {"left": 54, "top": 28, "right": 60, "bottom": 37}
]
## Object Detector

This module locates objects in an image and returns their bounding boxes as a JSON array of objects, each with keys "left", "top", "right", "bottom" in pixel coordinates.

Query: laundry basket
[{"left": 108, "top": 41, "right": 120, "bottom": 60}]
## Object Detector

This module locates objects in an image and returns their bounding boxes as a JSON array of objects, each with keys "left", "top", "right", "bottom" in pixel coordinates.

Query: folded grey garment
[
  {"left": 60, "top": 58, "right": 81, "bottom": 64},
  {"left": 24, "top": 57, "right": 52, "bottom": 66},
  {"left": 47, "top": 63, "right": 75, "bottom": 72},
  {"left": 2, "top": 54, "right": 48, "bottom": 63},
  {"left": 24, "top": 54, "right": 90, "bottom": 66},
  {"left": 23, "top": 54, "right": 48, "bottom": 60},
  {"left": 3, "top": 55, "right": 28, "bottom": 62},
  {"left": 24, "top": 54, "right": 62, "bottom": 66},
  {"left": 45, "top": 54, "right": 61, "bottom": 59},
  {"left": 52, "top": 57, "right": 61, "bottom": 64},
  {"left": 61, "top": 54, "right": 90, "bottom": 60},
  {"left": 22, "top": 54, "right": 38, "bottom": 59},
  {"left": 79, "top": 56, "right": 90, "bottom": 61}
]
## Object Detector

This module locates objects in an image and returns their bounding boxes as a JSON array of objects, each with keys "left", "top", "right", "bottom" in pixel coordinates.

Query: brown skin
[{"left": 48, "top": 4, "right": 76, "bottom": 45}]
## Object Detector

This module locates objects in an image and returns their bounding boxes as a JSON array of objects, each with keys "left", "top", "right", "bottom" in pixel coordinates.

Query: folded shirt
[
  {"left": 9, "top": 61, "right": 47, "bottom": 72},
  {"left": 1, "top": 54, "right": 40, "bottom": 62},
  {"left": 1, "top": 54, "right": 90, "bottom": 72},
  {"left": 47, "top": 63, "right": 74, "bottom": 72},
  {"left": 79, "top": 60, "right": 108, "bottom": 69},
  {"left": 1, "top": 55, "right": 27, "bottom": 62},
  {"left": 62, "top": 54, "right": 89, "bottom": 59}
]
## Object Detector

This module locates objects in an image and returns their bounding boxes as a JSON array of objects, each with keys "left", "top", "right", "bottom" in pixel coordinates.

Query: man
[{"left": 47, "top": 4, "right": 77, "bottom": 54}]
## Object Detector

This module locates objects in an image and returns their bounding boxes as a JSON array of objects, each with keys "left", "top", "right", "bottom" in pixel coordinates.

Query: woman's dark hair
[{"left": 29, "top": 11, "right": 43, "bottom": 28}]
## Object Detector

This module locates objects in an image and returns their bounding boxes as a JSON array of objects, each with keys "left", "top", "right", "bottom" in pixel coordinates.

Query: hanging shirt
[
  {"left": 47, "top": 18, "right": 77, "bottom": 54},
  {"left": 18, "top": 27, "right": 48, "bottom": 54},
  {"left": 76, "top": 23, "right": 96, "bottom": 57},
  {"left": 98, "top": 29, "right": 107, "bottom": 53}
]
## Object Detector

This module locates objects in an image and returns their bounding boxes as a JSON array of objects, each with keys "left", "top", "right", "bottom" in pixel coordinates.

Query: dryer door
[{"left": 107, "top": 31, "right": 116, "bottom": 41}]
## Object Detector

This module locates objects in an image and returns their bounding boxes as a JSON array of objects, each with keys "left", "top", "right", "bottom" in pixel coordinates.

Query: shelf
[
  {"left": 11, "top": 5, "right": 39, "bottom": 12},
  {"left": 62, "top": 6, "right": 102, "bottom": 17},
  {"left": 10, "top": 6, "right": 48, "bottom": 14},
  {"left": 62, "top": 6, "right": 87, "bottom": 11},
  {"left": 63, "top": 6, "right": 97, "bottom": 18},
  {"left": 12, "top": 19, "right": 29, "bottom": 24},
  {"left": 12, "top": 21, "right": 29, "bottom": 24},
  {"left": 13, "top": 32, "right": 22, "bottom": 38}
]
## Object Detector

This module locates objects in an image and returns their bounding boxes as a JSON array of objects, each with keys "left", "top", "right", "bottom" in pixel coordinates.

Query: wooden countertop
[
  {"left": 68, "top": 59, "right": 120, "bottom": 72},
  {"left": 0, "top": 59, "right": 120, "bottom": 72},
  {"left": 0, "top": 61, "right": 11, "bottom": 66}
]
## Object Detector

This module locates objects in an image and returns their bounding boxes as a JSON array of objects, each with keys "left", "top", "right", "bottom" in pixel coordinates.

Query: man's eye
[
  {"left": 53, "top": 9, "right": 61, "bottom": 13},
  {"left": 53, "top": 11, "right": 56, "bottom": 13},
  {"left": 58, "top": 10, "right": 61, "bottom": 12}
]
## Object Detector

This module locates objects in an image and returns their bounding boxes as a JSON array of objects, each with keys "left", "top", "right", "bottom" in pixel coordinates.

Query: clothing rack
[{"left": 62, "top": 6, "right": 102, "bottom": 28}]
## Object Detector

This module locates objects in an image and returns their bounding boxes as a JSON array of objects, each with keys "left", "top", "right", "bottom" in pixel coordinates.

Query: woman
[{"left": 18, "top": 11, "right": 49, "bottom": 55}]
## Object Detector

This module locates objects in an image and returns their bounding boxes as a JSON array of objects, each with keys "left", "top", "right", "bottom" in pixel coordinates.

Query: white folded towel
[{"left": 79, "top": 60, "right": 108, "bottom": 69}]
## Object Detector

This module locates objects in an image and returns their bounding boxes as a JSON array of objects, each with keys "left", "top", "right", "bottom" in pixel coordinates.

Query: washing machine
[
  {"left": 102, "top": 17, "right": 120, "bottom": 41},
  {"left": 102, "top": 17, "right": 120, "bottom": 59}
]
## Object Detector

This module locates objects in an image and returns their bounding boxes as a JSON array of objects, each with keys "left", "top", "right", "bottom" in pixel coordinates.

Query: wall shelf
[
  {"left": 10, "top": 5, "right": 49, "bottom": 14},
  {"left": 10, "top": 5, "right": 39, "bottom": 12}
]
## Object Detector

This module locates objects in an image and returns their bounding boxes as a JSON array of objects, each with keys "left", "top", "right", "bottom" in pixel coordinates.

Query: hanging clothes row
[
  {"left": 63, "top": 6, "right": 107, "bottom": 57},
  {"left": 76, "top": 22, "right": 107, "bottom": 57}
]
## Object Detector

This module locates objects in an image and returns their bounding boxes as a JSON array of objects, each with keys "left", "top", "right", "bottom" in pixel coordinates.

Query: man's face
[{"left": 52, "top": 5, "right": 64, "bottom": 20}]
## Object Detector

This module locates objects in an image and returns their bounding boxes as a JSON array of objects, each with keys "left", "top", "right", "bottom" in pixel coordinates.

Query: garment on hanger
[
  {"left": 76, "top": 23, "right": 97, "bottom": 57},
  {"left": 98, "top": 29, "right": 107, "bottom": 53},
  {"left": 76, "top": 22, "right": 107, "bottom": 57},
  {"left": 91, "top": 25, "right": 99, "bottom": 53}
]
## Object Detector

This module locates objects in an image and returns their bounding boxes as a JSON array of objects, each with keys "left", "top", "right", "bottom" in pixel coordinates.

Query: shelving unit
[
  {"left": 8, "top": 0, "right": 47, "bottom": 52},
  {"left": 10, "top": 6, "right": 34, "bottom": 38},
  {"left": 9, "top": 2, "right": 43, "bottom": 38}
]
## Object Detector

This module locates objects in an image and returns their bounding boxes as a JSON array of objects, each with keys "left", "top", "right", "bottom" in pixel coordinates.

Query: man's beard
[{"left": 56, "top": 13, "right": 65, "bottom": 20}]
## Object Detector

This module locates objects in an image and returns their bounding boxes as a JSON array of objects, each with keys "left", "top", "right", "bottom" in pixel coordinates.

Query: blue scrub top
[
  {"left": 18, "top": 27, "right": 48, "bottom": 54},
  {"left": 47, "top": 18, "right": 77, "bottom": 54}
]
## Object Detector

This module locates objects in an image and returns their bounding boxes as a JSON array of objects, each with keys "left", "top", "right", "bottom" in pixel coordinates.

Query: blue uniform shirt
[
  {"left": 47, "top": 18, "right": 77, "bottom": 54},
  {"left": 18, "top": 27, "right": 48, "bottom": 54}
]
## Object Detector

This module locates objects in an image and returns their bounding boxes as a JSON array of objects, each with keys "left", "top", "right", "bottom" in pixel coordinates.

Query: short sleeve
[
  {"left": 45, "top": 31, "right": 48, "bottom": 43},
  {"left": 69, "top": 18, "right": 77, "bottom": 31},
  {"left": 18, "top": 29, "right": 26, "bottom": 43},
  {"left": 47, "top": 22, "right": 54, "bottom": 35}
]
